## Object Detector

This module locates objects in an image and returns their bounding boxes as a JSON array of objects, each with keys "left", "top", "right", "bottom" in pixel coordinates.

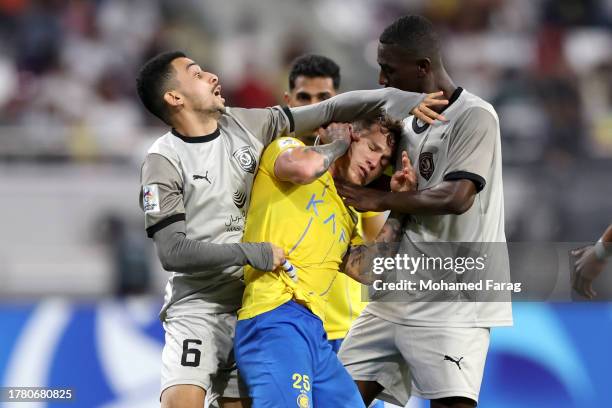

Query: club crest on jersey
[
  {"left": 419, "top": 152, "right": 435, "bottom": 180},
  {"left": 233, "top": 146, "right": 257, "bottom": 174},
  {"left": 296, "top": 393, "right": 310, "bottom": 408},
  {"left": 142, "top": 184, "right": 160, "bottom": 213}
]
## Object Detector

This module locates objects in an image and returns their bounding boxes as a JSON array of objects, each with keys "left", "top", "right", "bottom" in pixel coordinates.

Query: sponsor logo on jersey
[
  {"left": 224, "top": 214, "right": 244, "bottom": 232},
  {"left": 296, "top": 393, "right": 310, "bottom": 408},
  {"left": 233, "top": 146, "right": 257, "bottom": 174},
  {"left": 443, "top": 355, "right": 463, "bottom": 370},
  {"left": 419, "top": 151, "right": 435, "bottom": 180},
  {"left": 233, "top": 190, "right": 247, "bottom": 209},
  {"left": 193, "top": 170, "right": 212, "bottom": 184},
  {"left": 143, "top": 184, "right": 160, "bottom": 213},
  {"left": 193, "top": 171, "right": 212, "bottom": 184}
]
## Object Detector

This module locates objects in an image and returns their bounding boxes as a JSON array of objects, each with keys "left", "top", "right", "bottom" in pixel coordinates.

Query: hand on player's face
[
  {"left": 336, "top": 181, "right": 385, "bottom": 212},
  {"left": 571, "top": 245, "right": 606, "bottom": 299},
  {"left": 390, "top": 151, "right": 417, "bottom": 192},
  {"left": 317, "top": 122, "right": 353, "bottom": 146}
]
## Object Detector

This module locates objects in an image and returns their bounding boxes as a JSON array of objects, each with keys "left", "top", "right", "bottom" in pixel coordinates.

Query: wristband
[
  {"left": 594, "top": 239, "right": 612, "bottom": 261},
  {"left": 282, "top": 260, "right": 298, "bottom": 282}
]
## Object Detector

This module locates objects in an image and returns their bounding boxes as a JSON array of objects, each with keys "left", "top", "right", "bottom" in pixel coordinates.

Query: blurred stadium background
[{"left": 0, "top": 0, "right": 610, "bottom": 407}]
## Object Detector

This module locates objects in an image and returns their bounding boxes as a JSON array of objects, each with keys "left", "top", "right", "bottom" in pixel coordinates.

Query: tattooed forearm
[
  {"left": 376, "top": 217, "right": 402, "bottom": 244},
  {"left": 304, "top": 139, "right": 350, "bottom": 178},
  {"left": 342, "top": 244, "right": 375, "bottom": 285}
]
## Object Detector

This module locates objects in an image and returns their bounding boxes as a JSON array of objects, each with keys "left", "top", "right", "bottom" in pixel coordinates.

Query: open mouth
[{"left": 213, "top": 85, "right": 222, "bottom": 97}]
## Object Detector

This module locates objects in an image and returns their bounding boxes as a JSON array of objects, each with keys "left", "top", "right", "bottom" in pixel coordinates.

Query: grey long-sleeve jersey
[{"left": 139, "top": 88, "right": 425, "bottom": 319}]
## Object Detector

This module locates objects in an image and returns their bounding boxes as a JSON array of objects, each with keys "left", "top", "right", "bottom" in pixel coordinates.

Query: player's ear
[
  {"left": 283, "top": 92, "right": 291, "bottom": 105},
  {"left": 164, "top": 91, "right": 183, "bottom": 107},
  {"left": 416, "top": 58, "right": 432, "bottom": 78}
]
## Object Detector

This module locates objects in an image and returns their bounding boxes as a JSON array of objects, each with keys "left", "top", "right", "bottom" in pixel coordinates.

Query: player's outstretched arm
[
  {"left": 290, "top": 89, "right": 447, "bottom": 138},
  {"left": 153, "top": 221, "right": 284, "bottom": 274},
  {"left": 274, "top": 123, "right": 352, "bottom": 184}
]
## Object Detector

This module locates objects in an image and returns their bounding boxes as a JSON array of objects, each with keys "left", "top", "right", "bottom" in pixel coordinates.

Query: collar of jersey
[
  {"left": 171, "top": 127, "right": 220, "bottom": 143},
  {"left": 412, "top": 87, "right": 464, "bottom": 134}
]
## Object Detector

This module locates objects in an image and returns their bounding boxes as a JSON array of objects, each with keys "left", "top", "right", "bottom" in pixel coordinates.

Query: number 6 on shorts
[{"left": 181, "top": 339, "right": 202, "bottom": 367}]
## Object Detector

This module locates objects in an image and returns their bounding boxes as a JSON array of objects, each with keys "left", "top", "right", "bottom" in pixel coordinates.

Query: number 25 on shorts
[{"left": 292, "top": 373, "right": 311, "bottom": 391}]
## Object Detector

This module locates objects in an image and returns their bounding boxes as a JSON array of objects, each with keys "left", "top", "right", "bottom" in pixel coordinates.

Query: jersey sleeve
[
  {"left": 443, "top": 107, "right": 498, "bottom": 193},
  {"left": 290, "top": 88, "right": 424, "bottom": 138},
  {"left": 349, "top": 223, "right": 365, "bottom": 247},
  {"left": 140, "top": 153, "right": 186, "bottom": 238},
  {"left": 360, "top": 211, "right": 382, "bottom": 219},
  {"left": 258, "top": 137, "right": 305, "bottom": 178},
  {"left": 227, "top": 106, "right": 293, "bottom": 146}
]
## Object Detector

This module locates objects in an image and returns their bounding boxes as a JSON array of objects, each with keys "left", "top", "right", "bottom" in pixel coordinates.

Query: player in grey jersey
[
  {"left": 135, "top": 51, "right": 446, "bottom": 408},
  {"left": 337, "top": 16, "right": 513, "bottom": 408}
]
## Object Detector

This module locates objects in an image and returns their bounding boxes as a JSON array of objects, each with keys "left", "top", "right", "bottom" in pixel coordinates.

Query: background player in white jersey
[
  {"left": 337, "top": 16, "right": 513, "bottom": 408},
  {"left": 135, "top": 50, "right": 445, "bottom": 408}
]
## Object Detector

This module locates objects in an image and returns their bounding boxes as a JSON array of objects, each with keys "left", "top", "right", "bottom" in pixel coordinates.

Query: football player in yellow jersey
[
  {"left": 233, "top": 113, "right": 403, "bottom": 408},
  {"left": 284, "top": 55, "right": 387, "bottom": 355}
]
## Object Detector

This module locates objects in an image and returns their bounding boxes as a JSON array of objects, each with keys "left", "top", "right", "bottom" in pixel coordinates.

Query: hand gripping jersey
[
  {"left": 141, "top": 107, "right": 291, "bottom": 319},
  {"left": 238, "top": 137, "right": 363, "bottom": 322}
]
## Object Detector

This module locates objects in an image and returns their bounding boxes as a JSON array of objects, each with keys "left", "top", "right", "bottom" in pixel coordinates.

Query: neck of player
[
  {"left": 427, "top": 67, "right": 457, "bottom": 110},
  {"left": 172, "top": 110, "right": 219, "bottom": 137}
]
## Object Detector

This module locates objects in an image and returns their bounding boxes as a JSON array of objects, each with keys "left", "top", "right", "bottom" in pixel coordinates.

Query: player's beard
[{"left": 194, "top": 99, "right": 225, "bottom": 119}]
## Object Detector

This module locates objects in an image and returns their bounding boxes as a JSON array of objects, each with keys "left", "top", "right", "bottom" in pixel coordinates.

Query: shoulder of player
[
  {"left": 222, "top": 106, "right": 268, "bottom": 128},
  {"left": 146, "top": 131, "right": 181, "bottom": 153},
  {"left": 261, "top": 136, "right": 303, "bottom": 163},
  {"left": 220, "top": 107, "right": 274, "bottom": 148},
  {"left": 141, "top": 152, "right": 183, "bottom": 184},
  {"left": 142, "top": 134, "right": 183, "bottom": 182},
  {"left": 456, "top": 91, "right": 499, "bottom": 122},
  {"left": 450, "top": 104, "right": 498, "bottom": 134}
]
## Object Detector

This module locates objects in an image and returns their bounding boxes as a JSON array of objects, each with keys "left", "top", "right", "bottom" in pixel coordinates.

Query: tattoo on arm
[
  {"left": 376, "top": 218, "right": 402, "bottom": 244},
  {"left": 342, "top": 244, "right": 374, "bottom": 284},
  {"left": 304, "top": 139, "right": 349, "bottom": 178}
]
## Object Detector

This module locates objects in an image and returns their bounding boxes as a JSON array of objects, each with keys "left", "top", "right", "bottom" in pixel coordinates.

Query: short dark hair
[
  {"left": 288, "top": 54, "right": 340, "bottom": 90},
  {"left": 353, "top": 110, "right": 403, "bottom": 154},
  {"left": 136, "top": 51, "right": 186, "bottom": 125},
  {"left": 380, "top": 15, "right": 440, "bottom": 61}
]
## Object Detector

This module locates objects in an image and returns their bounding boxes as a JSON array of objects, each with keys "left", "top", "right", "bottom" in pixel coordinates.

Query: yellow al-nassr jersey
[
  {"left": 323, "top": 211, "right": 379, "bottom": 340},
  {"left": 239, "top": 137, "right": 363, "bottom": 322}
]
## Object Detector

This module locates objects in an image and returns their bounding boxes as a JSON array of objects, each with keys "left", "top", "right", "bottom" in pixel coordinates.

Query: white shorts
[
  {"left": 161, "top": 311, "right": 248, "bottom": 402},
  {"left": 338, "top": 311, "right": 490, "bottom": 405}
]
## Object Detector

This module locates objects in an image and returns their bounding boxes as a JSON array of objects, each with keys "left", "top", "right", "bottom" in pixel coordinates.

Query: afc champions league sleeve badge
[
  {"left": 142, "top": 184, "right": 160, "bottom": 213},
  {"left": 419, "top": 151, "right": 435, "bottom": 180},
  {"left": 233, "top": 146, "right": 257, "bottom": 174}
]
